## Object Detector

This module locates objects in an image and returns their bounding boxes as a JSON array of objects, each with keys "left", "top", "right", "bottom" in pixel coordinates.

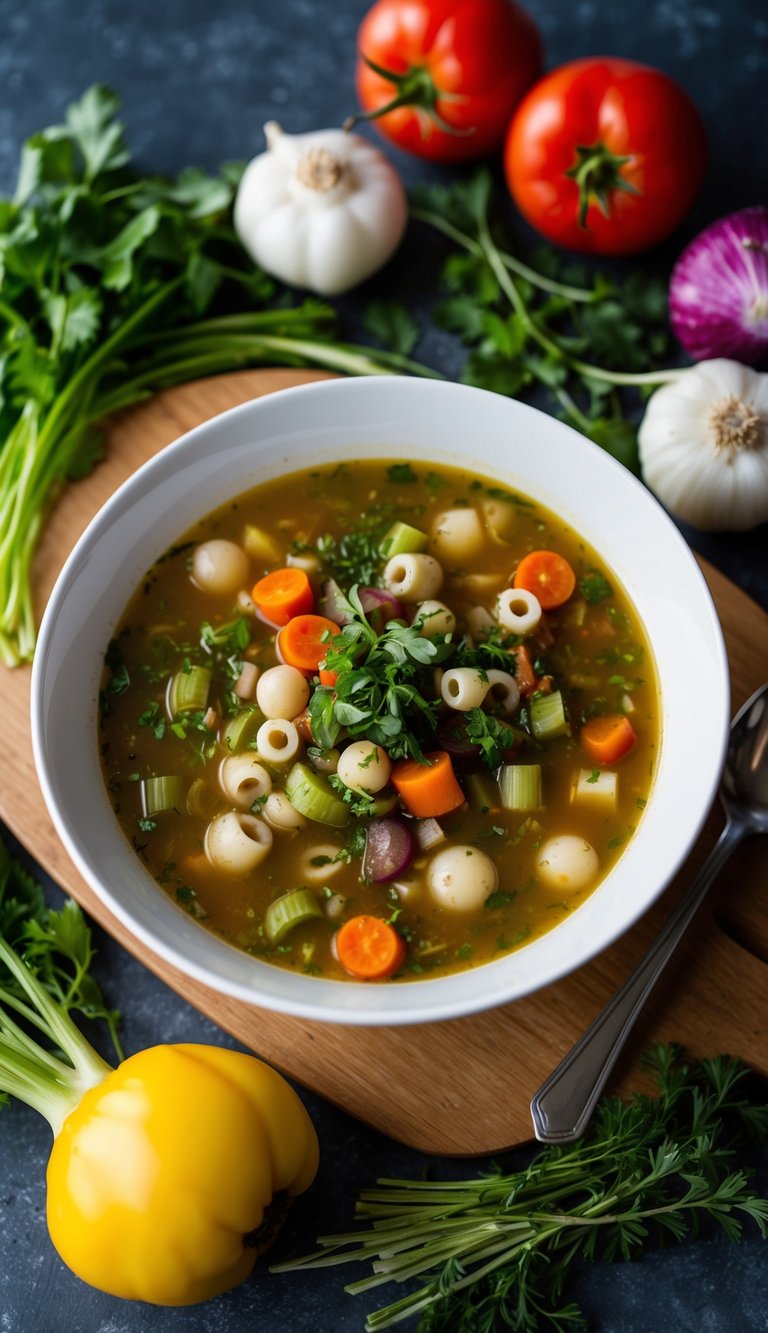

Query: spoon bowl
[
  {"left": 722, "top": 685, "right": 768, "bottom": 832},
  {"left": 531, "top": 681, "right": 768, "bottom": 1142}
]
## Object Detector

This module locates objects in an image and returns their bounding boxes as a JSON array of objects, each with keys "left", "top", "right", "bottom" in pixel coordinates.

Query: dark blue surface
[{"left": 1, "top": 2, "right": 768, "bottom": 1330}]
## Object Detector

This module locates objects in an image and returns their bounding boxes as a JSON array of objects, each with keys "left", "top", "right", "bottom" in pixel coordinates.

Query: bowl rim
[{"left": 31, "top": 376, "right": 730, "bottom": 1025}]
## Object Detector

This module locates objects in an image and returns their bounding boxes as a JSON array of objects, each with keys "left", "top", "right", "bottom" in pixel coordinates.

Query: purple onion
[
  {"left": 320, "top": 579, "right": 353, "bottom": 625},
  {"left": 435, "top": 714, "right": 482, "bottom": 762},
  {"left": 362, "top": 817, "right": 416, "bottom": 883},
  {"left": 669, "top": 208, "right": 768, "bottom": 368},
  {"left": 358, "top": 586, "right": 405, "bottom": 632}
]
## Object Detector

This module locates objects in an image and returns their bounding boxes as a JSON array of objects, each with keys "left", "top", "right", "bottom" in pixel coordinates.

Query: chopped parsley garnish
[
  {"left": 137, "top": 701, "right": 166, "bottom": 741},
  {"left": 386, "top": 463, "right": 417, "bottom": 484},
  {"left": 485, "top": 890, "right": 515, "bottom": 910},
  {"left": 579, "top": 571, "right": 613, "bottom": 604},
  {"left": 309, "top": 586, "right": 445, "bottom": 761}
]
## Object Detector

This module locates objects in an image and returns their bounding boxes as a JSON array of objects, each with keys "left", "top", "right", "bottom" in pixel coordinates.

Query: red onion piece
[
  {"left": 358, "top": 586, "right": 405, "bottom": 632},
  {"left": 669, "top": 208, "right": 768, "bottom": 368},
  {"left": 435, "top": 714, "right": 482, "bottom": 761},
  {"left": 233, "top": 660, "right": 259, "bottom": 699},
  {"left": 320, "top": 579, "right": 353, "bottom": 625},
  {"left": 362, "top": 817, "right": 416, "bottom": 883}
]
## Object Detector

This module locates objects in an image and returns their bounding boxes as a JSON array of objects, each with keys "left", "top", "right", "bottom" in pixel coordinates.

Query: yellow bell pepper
[
  {"left": 47, "top": 1044, "right": 319, "bottom": 1304},
  {"left": 0, "top": 937, "right": 318, "bottom": 1306}
]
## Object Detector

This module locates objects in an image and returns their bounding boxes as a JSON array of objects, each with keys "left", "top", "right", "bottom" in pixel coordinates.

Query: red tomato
[
  {"left": 352, "top": 0, "right": 543, "bottom": 163},
  {"left": 504, "top": 58, "right": 707, "bottom": 255}
]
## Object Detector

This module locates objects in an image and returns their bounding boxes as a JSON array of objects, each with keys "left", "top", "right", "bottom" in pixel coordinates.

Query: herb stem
[
  {"left": 410, "top": 205, "right": 600, "bottom": 304},
  {"left": 475, "top": 212, "right": 681, "bottom": 389}
]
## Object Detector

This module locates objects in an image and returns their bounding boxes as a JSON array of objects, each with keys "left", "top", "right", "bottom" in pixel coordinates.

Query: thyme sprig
[{"left": 275, "top": 1046, "right": 768, "bottom": 1331}]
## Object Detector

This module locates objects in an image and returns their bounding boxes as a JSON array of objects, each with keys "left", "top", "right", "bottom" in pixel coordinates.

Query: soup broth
[{"left": 100, "top": 461, "right": 659, "bottom": 982}]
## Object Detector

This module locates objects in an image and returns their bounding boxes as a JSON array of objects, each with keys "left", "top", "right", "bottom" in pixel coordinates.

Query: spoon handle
[{"left": 530, "top": 818, "right": 745, "bottom": 1143}]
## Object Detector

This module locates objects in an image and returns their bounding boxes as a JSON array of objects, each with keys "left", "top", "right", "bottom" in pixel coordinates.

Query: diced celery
[
  {"left": 222, "top": 706, "right": 265, "bottom": 753},
  {"left": 285, "top": 763, "right": 349, "bottom": 827},
  {"left": 168, "top": 665, "right": 211, "bottom": 716},
  {"left": 466, "top": 771, "right": 500, "bottom": 814},
  {"left": 185, "top": 778, "right": 209, "bottom": 818},
  {"left": 379, "top": 520, "right": 429, "bottom": 558},
  {"left": 141, "top": 776, "right": 187, "bottom": 817},
  {"left": 499, "top": 764, "right": 542, "bottom": 811},
  {"left": 530, "top": 690, "right": 570, "bottom": 740},
  {"left": 572, "top": 768, "right": 618, "bottom": 809},
  {"left": 265, "top": 888, "right": 323, "bottom": 944}
]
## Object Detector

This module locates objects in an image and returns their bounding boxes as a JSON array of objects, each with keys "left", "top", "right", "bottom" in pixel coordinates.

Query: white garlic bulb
[
  {"left": 234, "top": 122, "right": 407, "bottom": 296},
  {"left": 638, "top": 359, "right": 768, "bottom": 531}
]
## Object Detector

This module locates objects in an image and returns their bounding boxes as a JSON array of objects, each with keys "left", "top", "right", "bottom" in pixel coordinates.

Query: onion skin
[{"left": 670, "top": 208, "right": 768, "bottom": 368}]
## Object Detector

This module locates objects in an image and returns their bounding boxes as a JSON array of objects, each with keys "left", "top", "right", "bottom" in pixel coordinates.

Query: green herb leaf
[
  {"left": 363, "top": 302, "right": 419, "bottom": 358},
  {"left": 386, "top": 463, "right": 417, "bottom": 485}
]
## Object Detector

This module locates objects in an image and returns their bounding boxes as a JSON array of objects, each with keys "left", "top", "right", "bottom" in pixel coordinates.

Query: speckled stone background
[{"left": 1, "top": 2, "right": 767, "bottom": 1331}]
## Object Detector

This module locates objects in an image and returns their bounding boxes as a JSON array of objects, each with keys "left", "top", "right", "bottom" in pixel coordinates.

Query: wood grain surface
[{"left": 3, "top": 369, "right": 767, "bottom": 1155}]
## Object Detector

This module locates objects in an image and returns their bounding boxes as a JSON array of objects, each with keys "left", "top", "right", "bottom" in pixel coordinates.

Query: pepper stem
[
  {"left": 565, "top": 142, "right": 641, "bottom": 228},
  {"left": 0, "top": 936, "right": 112, "bottom": 1137}
]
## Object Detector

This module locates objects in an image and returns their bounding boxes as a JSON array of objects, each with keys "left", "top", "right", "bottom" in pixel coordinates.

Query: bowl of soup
[{"left": 31, "top": 377, "right": 729, "bottom": 1024}]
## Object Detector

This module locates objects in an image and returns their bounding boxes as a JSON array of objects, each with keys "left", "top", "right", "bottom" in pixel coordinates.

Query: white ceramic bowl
[{"left": 31, "top": 378, "right": 729, "bottom": 1025}]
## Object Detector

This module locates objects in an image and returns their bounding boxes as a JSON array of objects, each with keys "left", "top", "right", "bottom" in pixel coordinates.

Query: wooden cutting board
[{"left": 3, "top": 369, "right": 767, "bottom": 1155}]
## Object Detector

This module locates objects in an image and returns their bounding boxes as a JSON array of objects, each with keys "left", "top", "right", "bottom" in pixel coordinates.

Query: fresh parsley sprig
[
  {"left": 0, "top": 86, "right": 436, "bottom": 667},
  {"left": 309, "top": 586, "right": 446, "bottom": 761},
  {"left": 276, "top": 1045, "right": 768, "bottom": 1331}
]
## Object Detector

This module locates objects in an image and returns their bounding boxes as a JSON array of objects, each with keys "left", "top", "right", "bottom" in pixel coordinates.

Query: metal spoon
[{"left": 530, "top": 682, "right": 768, "bottom": 1144}]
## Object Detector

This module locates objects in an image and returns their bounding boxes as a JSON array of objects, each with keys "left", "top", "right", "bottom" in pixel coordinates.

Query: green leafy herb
[
  {"left": 386, "top": 463, "right": 418, "bottom": 485},
  {"left": 200, "top": 617, "right": 250, "bottom": 654},
  {"left": 363, "top": 302, "right": 420, "bottom": 358},
  {"left": 484, "top": 889, "right": 515, "bottom": 909},
  {"left": 465, "top": 708, "right": 519, "bottom": 769},
  {"left": 411, "top": 170, "right": 678, "bottom": 475},
  {"left": 310, "top": 587, "right": 444, "bottom": 761},
  {"left": 0, "top": 840, "right": 122, "bottom": 1080},
  {"left": 580, "top": 570, "right": 613, "bottom": 603},
  {"left": 0, "top": 86, "right": 436, "bottom": 667},
  {"left": 276, "top": 1046, "right": 768, "bottom": 1331},
  {"left": 137, "top": 701, "right": 166, "bottom": 741}
]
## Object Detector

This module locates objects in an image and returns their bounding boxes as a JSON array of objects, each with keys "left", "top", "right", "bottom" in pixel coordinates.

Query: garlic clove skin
[
  {"left": 234, "top": 123, "right": 407, "bottom": 296},
  {"left": 638, "top": 359, "right": 768, "bottom": 532}
]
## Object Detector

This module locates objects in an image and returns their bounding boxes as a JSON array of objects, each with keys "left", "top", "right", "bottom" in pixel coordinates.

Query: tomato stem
[
  {"left": 565, "top": 142, "right": 641, "bottom": 229},
  {"left": 343, "top": 53, "right": 472, "bottom": 138}
]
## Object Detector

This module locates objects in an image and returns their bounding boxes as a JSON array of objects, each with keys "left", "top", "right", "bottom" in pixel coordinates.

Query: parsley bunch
[
  {"left": 0, "top": 87, "right": 431, "bottom": 667},
  {"left": 410, "top": 171, "right": 679, "bottom": 474},
  {"left": 277, "top": 1045, "right": 768, "bottom": 1331}
]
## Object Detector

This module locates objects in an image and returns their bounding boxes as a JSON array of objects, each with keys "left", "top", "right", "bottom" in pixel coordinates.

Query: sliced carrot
[
  {"left": 513, "top": 550, "right": 576, "bottom": 611},
  {"left": 391, "top": 751, "right": 465, "bottom": 818},
  {"left": 318, "top": 667, "right": 338, "bottom": 687},
  {"left": 580, "top": 714, "right": 637, "bottom": 765},
  {"left": 512, "top": 643, "right": 538, "bottom": 697},
  {"left": 251, "top": 567, "right": 314, "bottom": 627},
  {"left": 336, "top": 915, "right": 406, "bottom": 980},
  {"left": 278, "top": 614, "right": 341, "bottom": 674}
]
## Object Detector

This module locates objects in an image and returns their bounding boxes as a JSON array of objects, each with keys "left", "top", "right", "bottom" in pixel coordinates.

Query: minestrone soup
[{"left": 99, "top": 461, "right": 659, "bottom": 982}]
